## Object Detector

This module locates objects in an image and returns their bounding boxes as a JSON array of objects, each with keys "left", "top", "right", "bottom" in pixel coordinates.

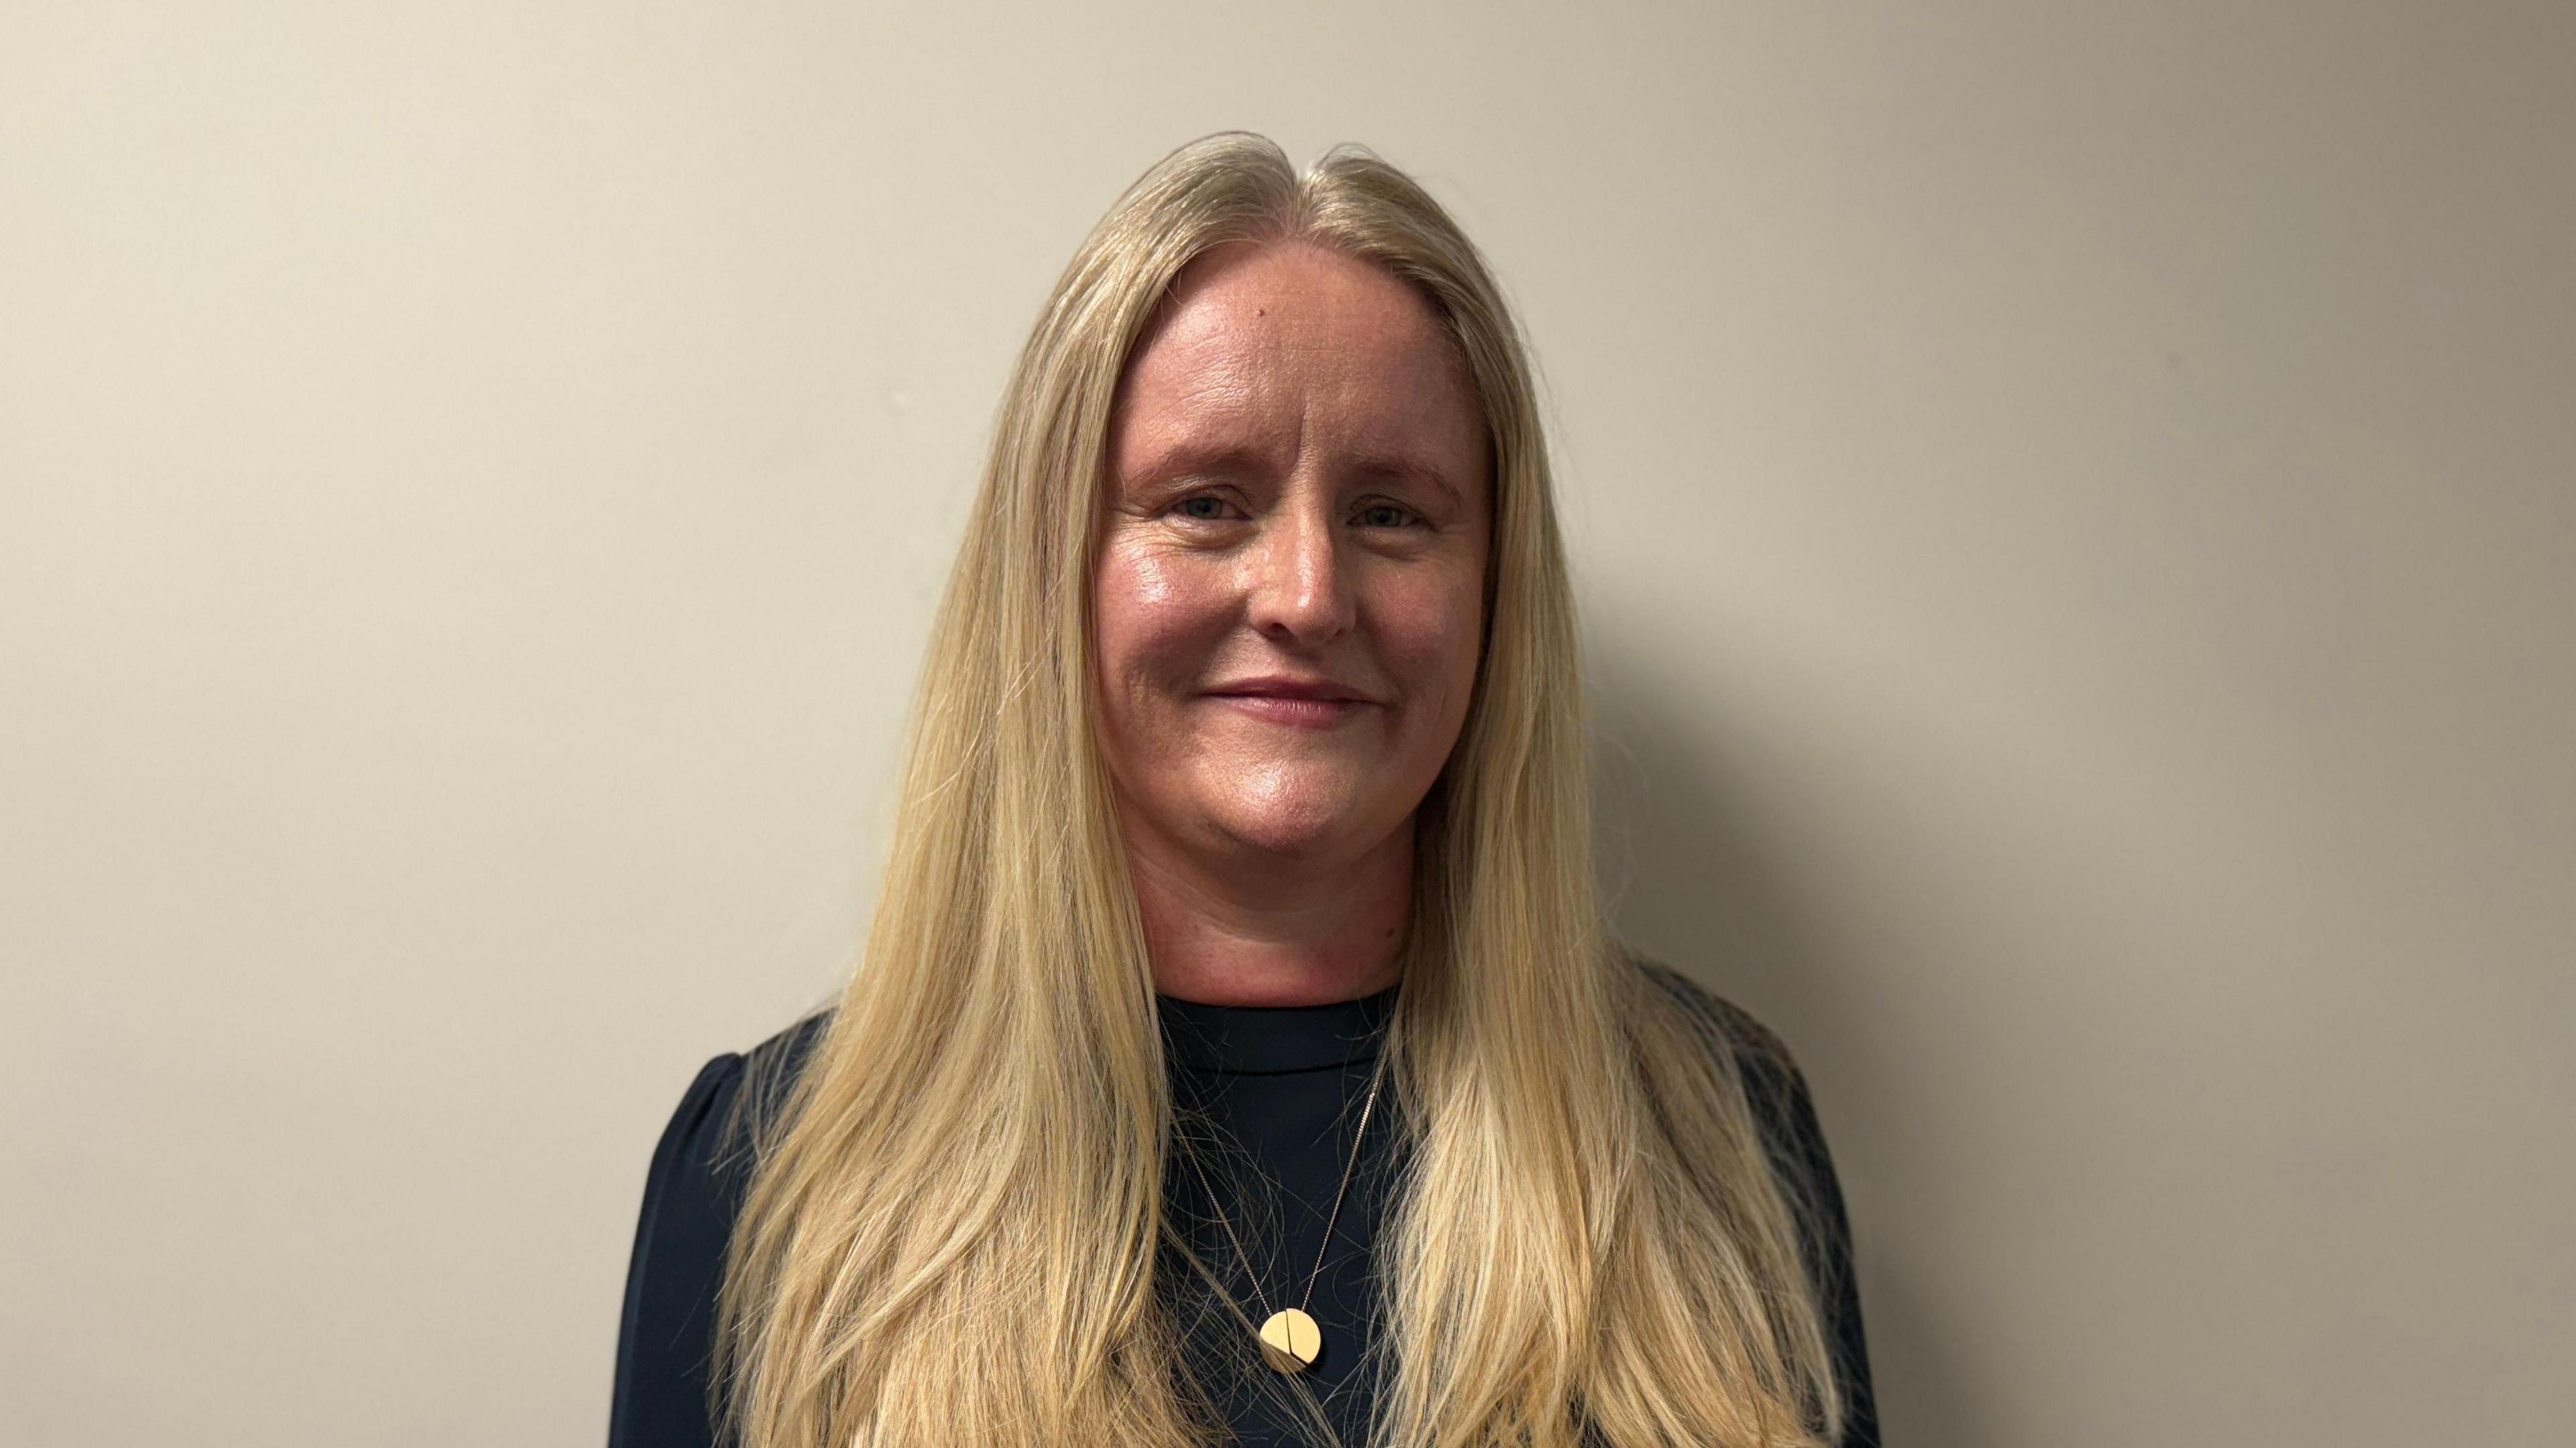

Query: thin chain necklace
[{"left": 1179, "top": 1071, "right": 1385, "bottom": 1374}]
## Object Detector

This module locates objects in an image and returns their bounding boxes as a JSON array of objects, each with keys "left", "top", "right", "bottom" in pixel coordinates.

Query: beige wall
[{"left": 4, "top": 3, "right": 2569, "bottom": 1443}]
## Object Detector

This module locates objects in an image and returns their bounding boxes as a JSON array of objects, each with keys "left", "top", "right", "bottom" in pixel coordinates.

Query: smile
[{"left": 1203, "top": 693, "right": 1376, "bottom": 728}]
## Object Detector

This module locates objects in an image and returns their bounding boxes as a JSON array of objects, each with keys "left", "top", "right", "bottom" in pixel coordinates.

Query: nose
[{"left": 1244, "top": 492, "right": 1355, "bottom": 645}]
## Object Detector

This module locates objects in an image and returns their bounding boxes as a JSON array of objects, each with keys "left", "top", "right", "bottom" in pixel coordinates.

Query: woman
[{"left": 610, "top": 132, "right": 1876, "bottom": 1448}]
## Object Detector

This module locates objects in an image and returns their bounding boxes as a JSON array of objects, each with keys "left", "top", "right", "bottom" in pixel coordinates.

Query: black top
[{"left": 608, "top": 967, "right": 1877, "bottom": 1447}]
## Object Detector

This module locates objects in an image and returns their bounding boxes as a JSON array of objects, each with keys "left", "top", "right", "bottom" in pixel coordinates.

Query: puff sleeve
[{"left": 608, "top": 1053, "right": 749, "bottom": 1448}]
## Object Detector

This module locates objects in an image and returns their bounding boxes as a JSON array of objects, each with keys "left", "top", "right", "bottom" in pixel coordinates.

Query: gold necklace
[{"left": 1179, "top": 1072, "right": 1385, "bottom": 1374}]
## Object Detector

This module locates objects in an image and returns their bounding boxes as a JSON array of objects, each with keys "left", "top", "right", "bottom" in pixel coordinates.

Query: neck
[{"left": 1122, "top": 816, "right": 1413, "bottom": 1007}]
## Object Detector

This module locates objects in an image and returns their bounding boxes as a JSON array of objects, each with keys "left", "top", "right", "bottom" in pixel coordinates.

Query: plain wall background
[{"left": 5, "top": 2, "right": 2569, "bottom": 1443}]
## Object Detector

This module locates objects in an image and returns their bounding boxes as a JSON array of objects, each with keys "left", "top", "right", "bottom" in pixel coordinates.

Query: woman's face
[{"left": 1094, "top": 241, "right": 1491, "bottom": 869}]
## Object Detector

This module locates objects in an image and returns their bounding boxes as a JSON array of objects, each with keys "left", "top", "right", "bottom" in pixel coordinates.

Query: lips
[
  {"left": 1203, "top": 675, "right": 1378, "bottom": 704},
  {"left": 1208, "top": 695, "right": 1371, "bottom": 728},
  {"left": 1202, "top": 676, "right": 1379, "bottom": 728}
]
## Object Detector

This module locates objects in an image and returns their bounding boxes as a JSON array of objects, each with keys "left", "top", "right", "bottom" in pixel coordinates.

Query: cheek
[
  {"left": 1375, "top": 571, "right": 1486, "bottom": 726},
  {"left": 1092, "top": 543, "right": 1228, "bottom": 721}
]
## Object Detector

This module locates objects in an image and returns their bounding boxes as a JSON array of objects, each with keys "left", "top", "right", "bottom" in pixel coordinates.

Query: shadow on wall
[{"left": 1587, "top": 642, "right": 1990, "bottom": 1448}]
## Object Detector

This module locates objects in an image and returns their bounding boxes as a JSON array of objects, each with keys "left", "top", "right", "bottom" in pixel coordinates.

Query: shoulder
[
  {"left": 646, "top": 1011, "right": 834, "bottom": 1184},
  {"left": 1621, "top": 950, "right": 1836, "bottom": 1199},
  {"left": 1623, "top": 951, "right": 1882, "bottom": 1443},
  {"left": 625, "top": 1009, "right": 833, "bottom": 1271},
  {"left": 610, "top": 1011, "right": 834, "bottom": 1448},
  {"left": 1626, "top": 950, "right": 1804, "bottom": 1087},
  {"left": 727, "top": 1010, "right": 836, "bottom": 1152},
  {"left": 750, "top": 1007, "right": 835, "bottom": 1074}
]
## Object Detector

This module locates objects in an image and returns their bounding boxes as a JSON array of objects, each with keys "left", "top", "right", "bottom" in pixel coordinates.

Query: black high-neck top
[
  {"left": 1156, "top": 983, "right": 1407, "bottom": 1447},
  {"left": 608, "top": 970, "right": 1877, "bottom": 1447}
]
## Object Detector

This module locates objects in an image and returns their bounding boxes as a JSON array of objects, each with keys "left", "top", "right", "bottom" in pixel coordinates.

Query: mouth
[
  {"left": 1201, "top": 676, "right": 1379, "bottom": 728},
  {"left": 1206, "top": 694, "right": 1373, "bottom": 728}
]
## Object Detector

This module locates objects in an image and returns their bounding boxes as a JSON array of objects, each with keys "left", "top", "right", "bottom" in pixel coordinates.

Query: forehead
[{"left": 1111, "top": 243, "right": 1486, "bottom": 482}]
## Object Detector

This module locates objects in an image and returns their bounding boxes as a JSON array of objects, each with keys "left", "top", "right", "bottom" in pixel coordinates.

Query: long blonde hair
[{"left": 718, "top": 131, "right": 1842, "bottom": 1448}]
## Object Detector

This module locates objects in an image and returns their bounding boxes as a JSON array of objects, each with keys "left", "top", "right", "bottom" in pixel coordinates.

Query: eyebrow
[
  {"left": 1350, "top": 454, "right": 1464, "bottom": 505},
  {"left": 1126, "top": 441, "right": 1269, "bottom": 487}
]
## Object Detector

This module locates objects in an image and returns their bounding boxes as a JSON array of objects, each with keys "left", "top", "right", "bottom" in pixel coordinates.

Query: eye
[
  {"left": 1356, "top": 502, "right": 1422, "bottom": 529},
  {"left": 1172, "top": 494, "right": 1235, "bottom": 521}
]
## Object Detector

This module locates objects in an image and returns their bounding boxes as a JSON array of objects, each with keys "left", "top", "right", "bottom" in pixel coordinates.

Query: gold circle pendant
[{"left": 1258, "top": 1308, "right": 1322, "bottom": 1373}]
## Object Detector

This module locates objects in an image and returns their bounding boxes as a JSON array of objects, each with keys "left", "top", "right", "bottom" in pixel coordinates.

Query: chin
[
  {"left": 1226, "top": 824, "right": 1359, "bottom": 862},
  {"left": 1201, "top": 776, "right": 1376, "bottom": 860}
]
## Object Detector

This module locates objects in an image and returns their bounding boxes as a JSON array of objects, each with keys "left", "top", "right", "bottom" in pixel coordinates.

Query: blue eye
[
  {"left": 1358, "top": 504, "right": 1418, "bottom": 528},
  {"left": 1177, "top": 496, "right": 1228, "bottom": 520}
]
